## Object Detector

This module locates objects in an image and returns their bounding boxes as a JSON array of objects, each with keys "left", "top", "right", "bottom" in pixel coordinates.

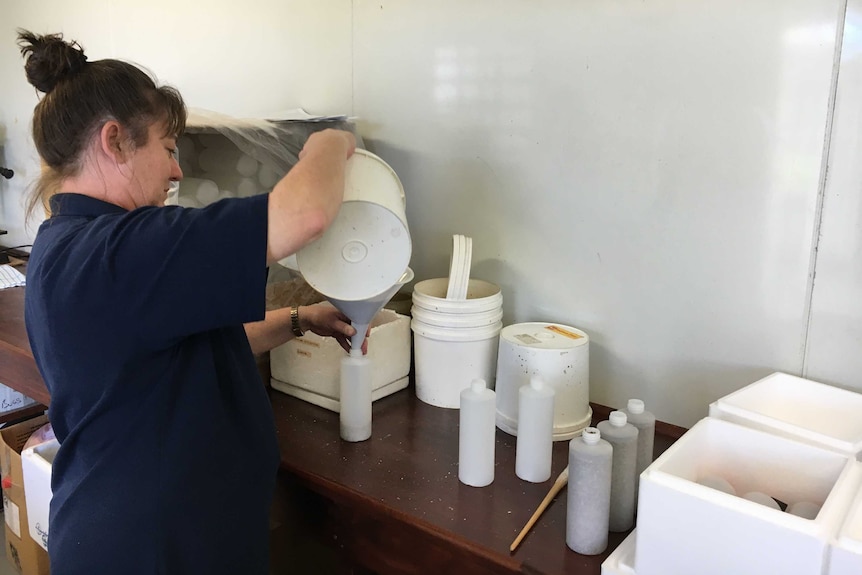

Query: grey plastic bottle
[
  {"left": 597, "top": 411, "right": 638, "bottom": 532},
  {"left": 622, "top": 398, "right": 655, "bottom": 509},
  {"left": 566, "top": 427, "right": 613, "bottom": 555}
]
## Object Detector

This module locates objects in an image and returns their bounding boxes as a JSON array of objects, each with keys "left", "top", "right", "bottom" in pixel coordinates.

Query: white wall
[{"left": 1, "top": 0, "right": 859, "bottom": 427}]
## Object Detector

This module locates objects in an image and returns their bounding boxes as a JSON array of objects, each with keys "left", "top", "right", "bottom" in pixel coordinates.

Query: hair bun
[{"left": 17, "top": 30, "right": 88, "bottom": 94}]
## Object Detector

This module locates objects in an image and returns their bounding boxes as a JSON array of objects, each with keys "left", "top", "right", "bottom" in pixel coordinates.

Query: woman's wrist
[{"left": 290, "top": 306, "right": 305, "bottom": 337}]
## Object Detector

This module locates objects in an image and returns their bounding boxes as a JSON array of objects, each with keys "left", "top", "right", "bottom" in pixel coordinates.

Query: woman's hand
[
  {"left": 298, "top": 129, "right": 356, "bottom": 161},
  {"left": 299, "top": 302, "right": 368, "bottom": 354}
]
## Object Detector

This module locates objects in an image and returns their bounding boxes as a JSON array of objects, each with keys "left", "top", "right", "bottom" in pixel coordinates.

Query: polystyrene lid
[
  {"left": 500, "top": 322, "right": 588, "bottom": 349},
  {"left": 714, "top": 372, "right": 862, "bottom": 452}
]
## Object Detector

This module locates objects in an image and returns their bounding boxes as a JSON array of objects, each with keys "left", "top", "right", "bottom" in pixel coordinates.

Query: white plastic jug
[{"left": 296, "top": 149, "right": 412, "bottom": 302}]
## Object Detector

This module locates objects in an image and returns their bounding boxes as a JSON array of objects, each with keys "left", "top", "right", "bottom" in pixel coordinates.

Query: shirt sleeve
[{"left": 74, "top": 195, "right": 270, "bottom": 349}]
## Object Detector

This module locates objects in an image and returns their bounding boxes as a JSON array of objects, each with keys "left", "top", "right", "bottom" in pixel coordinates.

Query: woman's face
[{"left": 127, "top": 122, "right": 183, "bottom": 207}]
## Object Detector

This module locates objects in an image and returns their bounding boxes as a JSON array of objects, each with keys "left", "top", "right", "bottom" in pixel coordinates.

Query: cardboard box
[
  {"left": 21, "top": 439, "right": 57, "bottom": 553},
  {"left": 635, "top": 417, "right": 862, "bottom": 575},
  {"left": 270, "top": 309, "right": 411, "bottom": 412},
  {"left": 0, "top": 415, "right": 50, "bottom": 575},
  {"left": 709, "top": 372, "right": 862, "bottom": 457}
]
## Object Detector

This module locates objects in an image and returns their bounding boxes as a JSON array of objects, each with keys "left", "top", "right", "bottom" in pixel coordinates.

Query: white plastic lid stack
[
  {"left": 459, "top": 379, "right": 496, "bottom": 487},
  {"left": 516, "top": 377, "right": 555, "bottom": 483}
]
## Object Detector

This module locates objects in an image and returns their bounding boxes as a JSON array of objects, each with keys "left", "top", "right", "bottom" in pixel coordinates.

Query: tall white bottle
[
  {"left": 459, "top": 379, "right": 496, "bottom": 487},
  {"left": 516, "top": 376, "right": 555, "bottom": 483},
  {"left": 597, "top": 411, "right": 638, "bottom": 532},
  {"left": 622, "top": 398, "right": 655, "bottom": 509},
  {"left": 340, "top": 350, "right": 372, "bottom": 442},
  {"left": 567, "top": 427, "right": 613, "bottom": 555}
]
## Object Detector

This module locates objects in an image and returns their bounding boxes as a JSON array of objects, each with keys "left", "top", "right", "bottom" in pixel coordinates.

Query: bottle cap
[
  {"left": 609, "top": 411, "right": 628, "bottom": 427},
  {"left": 582, "top": 427, "right": 601, "bottom": 444},
  {"left": 470, "top": 378, "right": 487, "bottom": 394},
  {"left": 530, "top": 376, "right": 544, "bottom": 391},
  {"left": 627, "top": 399, "right": 645, "bottom": 414}
]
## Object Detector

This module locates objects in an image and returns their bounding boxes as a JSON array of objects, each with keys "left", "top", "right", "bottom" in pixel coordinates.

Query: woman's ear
[{"left": 99, "top": 121, "right": 129, "bottom": 163}]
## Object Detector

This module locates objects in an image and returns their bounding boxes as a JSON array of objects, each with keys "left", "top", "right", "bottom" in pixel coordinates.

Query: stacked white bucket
[{"left": 411, "top": 235, "right": 504, "bottom": 409}]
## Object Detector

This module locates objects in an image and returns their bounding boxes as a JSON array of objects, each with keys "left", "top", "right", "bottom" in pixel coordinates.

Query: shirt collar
[{"left": 49, "top": 193, "right": 130, "bottom": 217}]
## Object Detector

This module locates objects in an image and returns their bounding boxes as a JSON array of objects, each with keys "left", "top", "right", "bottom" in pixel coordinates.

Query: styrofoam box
[
  {"left": 601, "top": 529, "right": 637, "bottom": 575},
  {"left": 20, "top": 439, "right": 58, "bottom": 552},
  {"left": 709, "top": 372, "right": 862, "bottom": 457},
  {"left": 828, "top": 476, "right": 862, "bottom": 575},
  {"left": 270, "top": 309, "right": 411, "bottom": 412},
  {"left": 635, "top": 417, "right": 862, "bottom": 575}
]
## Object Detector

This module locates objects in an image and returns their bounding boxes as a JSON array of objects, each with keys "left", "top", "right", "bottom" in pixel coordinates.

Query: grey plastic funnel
[{"left": 327, "top": 267, "right": 414, "bottom": 351}]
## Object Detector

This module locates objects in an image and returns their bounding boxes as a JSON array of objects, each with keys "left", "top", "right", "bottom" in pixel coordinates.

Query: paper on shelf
[{"left": 0, "top": 265, "right": 25, "bottom": 289}]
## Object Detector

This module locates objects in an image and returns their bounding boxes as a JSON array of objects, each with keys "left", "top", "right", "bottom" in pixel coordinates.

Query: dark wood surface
[
  {"left": 272, "top": 388, "right": 677, "bottom": 575},
  {"left": 0, "top": 281, "right": 51, "bottom": 407},
  {"left": 1, "top": 263, "right": 682, "bottom": 574}
]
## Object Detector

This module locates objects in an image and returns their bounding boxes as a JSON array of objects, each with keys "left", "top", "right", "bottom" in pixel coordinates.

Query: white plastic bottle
[
  {"left": 339, "top": 350, "right": 372, "bottom": 442},
  {"left": 515, "top": 376, "right": 555, "bottom": 483},
  {"left": 597, "top": 411, "right": 638, "bottom": 532},
  {"left": 623, "top": 398, "right": 655, "bottom": 508},
  {"left": 459, "top": 379, "right": 496, "bottom": 487},
  {"left": 567, "top": 427, "right": 613, "bottom": 555}
]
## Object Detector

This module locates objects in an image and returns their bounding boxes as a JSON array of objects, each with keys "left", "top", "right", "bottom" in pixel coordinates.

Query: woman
[{"left": 18, "top": 30, "right": 357, "bottom": 574}]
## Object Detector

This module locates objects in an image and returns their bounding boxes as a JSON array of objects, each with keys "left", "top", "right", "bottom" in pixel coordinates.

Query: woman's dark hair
[{"left": 17, "top": 29, "right": 187, "bottom": 218}]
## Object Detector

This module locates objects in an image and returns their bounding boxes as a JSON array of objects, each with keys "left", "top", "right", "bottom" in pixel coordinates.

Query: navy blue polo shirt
[{"left": 25, "top": 193, "right": 279, "bottom": 575}]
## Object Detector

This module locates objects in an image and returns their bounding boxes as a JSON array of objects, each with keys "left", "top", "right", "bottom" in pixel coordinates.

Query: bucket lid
[{"left": 500, "top": 322, "right": 588, "bottom": 349}]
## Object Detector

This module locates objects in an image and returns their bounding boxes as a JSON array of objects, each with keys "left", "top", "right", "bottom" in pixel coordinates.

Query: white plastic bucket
[
  {"left": 412, "top": 278, "right": 502, "bottom": 313},
  {"left": 495, "top": 322, "right": 591, "bottom": 441},
  {"left": 412, "top": 319, "right": 502, "bottom": 409},
  {"left": 297, "top": 149, "right": 412, "bottom": 302},
  {"left": 410, "top": 305, "right": 503, "bottom": 328}
]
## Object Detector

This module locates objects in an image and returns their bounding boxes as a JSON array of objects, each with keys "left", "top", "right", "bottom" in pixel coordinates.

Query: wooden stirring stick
[{"left": 510, "top": 466, "right": 570, "bottom": 552}]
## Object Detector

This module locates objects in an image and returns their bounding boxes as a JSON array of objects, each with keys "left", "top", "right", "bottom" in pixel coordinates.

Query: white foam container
[
  {"left": 828, "top": 477, "right": 862, "bottom": 575},
  {"left": 635, "top": 417, "right": 862, "bottom": 575},
  {"left": 495, "top": 323, "right": 591, "bottom": 441},
  {"left": 709, "top": 372, "right": 862, "bottom": 457},
  {"left": 270, "top": 309, "right": 411, "bottom": 412},
  {"left": 601, "top": 530, "right": 638, "bottom": 575},
  {"left": 21, "top": 438, "right": 58, "bottom": 552}
]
